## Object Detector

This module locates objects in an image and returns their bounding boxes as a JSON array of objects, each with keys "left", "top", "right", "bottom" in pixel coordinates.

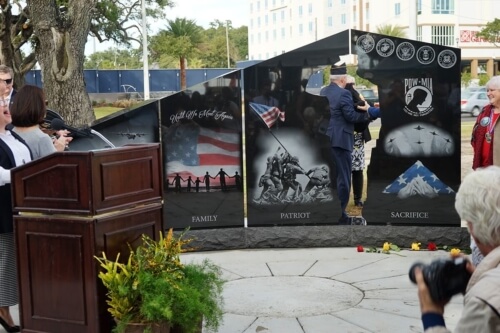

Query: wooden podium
[{"left": 11, "top": 144, "right": 164, "bottom": 333}]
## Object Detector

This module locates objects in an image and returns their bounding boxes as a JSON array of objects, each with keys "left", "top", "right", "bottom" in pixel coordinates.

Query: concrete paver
[
  {"left": 181, "top": 247, "right": 464, "bottom": 333},
  {"left": 6, "top": 247, "right": 464, "bottom": 333}
]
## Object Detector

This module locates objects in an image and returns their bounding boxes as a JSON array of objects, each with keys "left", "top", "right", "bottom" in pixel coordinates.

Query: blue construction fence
[{"left": 24, "top": 68, "right": 233, "bottom": 93}]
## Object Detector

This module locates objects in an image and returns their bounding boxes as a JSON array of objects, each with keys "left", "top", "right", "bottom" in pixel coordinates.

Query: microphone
[{"left": 50, "top": 118, "right": 91, "bottom": 138}]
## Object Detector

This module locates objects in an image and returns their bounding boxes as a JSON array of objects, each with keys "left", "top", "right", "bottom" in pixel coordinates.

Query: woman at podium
[
  {"left": 10, "top": 85, "right": 70, "bottom": 159},
  {"left": 0, "top": 93, "right": 32, "bottom": 332}
]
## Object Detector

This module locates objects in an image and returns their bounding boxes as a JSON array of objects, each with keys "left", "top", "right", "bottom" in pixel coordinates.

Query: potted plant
[{"left": 95, "top": 229, "right": 224, "bottom": 333}]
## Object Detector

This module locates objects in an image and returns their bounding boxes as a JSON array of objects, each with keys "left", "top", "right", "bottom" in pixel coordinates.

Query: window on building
[
  {"left": 273, "top": 13, "right": 276, "bottom": 23},
  {"left": 258, "top": 32, "right": 261, "bottom": 43},
  {"left": 309, "top": 21, "right": 313, "bottom": 32},
  {"left": 328, "top": 16, "right": 333, "bottom": 27},
  {"left": 417, "top": 0, "right": 422, "bottom": 14},
  {"left": 395, "top": 3, "right": 401, "bottom": 16},
  {"left": 341, "top": 0, "right": 346, "bottom": 4},
  {"left": 328, "top": 0, "right": 333, "bottom": 7},
  {"left": 265, "top": 31, "right": 269, "bottom": 41},
  {"left": 432, "top": 0, "right": 454, "bottom": 14},
  {"left": 366, "top": 8, "right": 370, "bottom": 20},
  {"left": 257, "top": 1, "right": 260, "bottom": 11},
  {"left": 273, "top": 29, "right": 277, "bottom": 40},
  {"left": 341, "top": 13, "right": 346, "bottom": 25},
  {"left": 257, "top": 17, "right": 261, "bottom": 27},
  {"left": 265, "top": 0, "right": 268, "bottom": 9},
  {"left": 250, "top": 3, "right": 253, "bottom": 13},
  {"left": 431, "top": 26, "right": 455, "bottom": 46},
  {"left": 250, "top": 19, "right": 253, "bottom": 28},
  {"left": 417, "top": 26, "right": 422, "bottom": 41},
  {"left": 281, "top": 10, "right": 285, "bottom": 21},
  {"left": 353, "top": 11, "right": 357, "bottom": 23},
  {"left": 308, "top": 3, "right": 313, "bottom": 14},
  {"left": 281, "top": 27, "right": 285, "bottom": 38},
  {"left": 299, "top": 5, "right": 303, "bottom": 16},
  {"left": 265, "top": 15, "right": 268, "bottom": 25},
  {"left": 299, "top": 24, "right": 303, "bottom": 34}
]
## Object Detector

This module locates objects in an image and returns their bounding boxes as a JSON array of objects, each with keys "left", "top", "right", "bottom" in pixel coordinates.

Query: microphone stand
[{"left": 89, "top": 129, "right": 116, "bottom": 148}]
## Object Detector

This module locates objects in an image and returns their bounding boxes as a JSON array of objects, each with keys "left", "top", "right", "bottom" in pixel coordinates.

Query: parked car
[
  {"left": 359, "top": 88, "right": 380, "bottom": 107},
  {"left": 466, "top": 86, "right": 486, "bottom": 93},
  {"left": 461, "top": 90, "right": 490, "bottom": 117}
]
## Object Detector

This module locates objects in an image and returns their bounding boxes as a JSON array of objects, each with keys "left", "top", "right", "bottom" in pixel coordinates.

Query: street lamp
[
  {"left": 225, "top": 20, "right": 230, "bottom": 68},
  {"left": 141, "top": 0, "right": 150, "bottom": 100}
]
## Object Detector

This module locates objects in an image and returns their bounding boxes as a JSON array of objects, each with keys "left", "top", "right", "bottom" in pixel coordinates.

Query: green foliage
[
  {"left": 91, "top": 0, "right": 175, "bottom": 46},
  {"left": 476, "top": 18, "right": 500, "bottom": 46},
  {"left": 376, "top": 24, "right": 407, "bottom": 38},
  {"left": 95, "top": 229, "right": 224, "bottom": 333},
  {"left": 461, "top": 71, "right": 472, "bottom": 87}
]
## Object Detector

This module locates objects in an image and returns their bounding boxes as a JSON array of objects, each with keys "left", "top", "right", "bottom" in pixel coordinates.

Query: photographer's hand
[{"left": 415, "top": 268, "right": 446, "bottom": 315}]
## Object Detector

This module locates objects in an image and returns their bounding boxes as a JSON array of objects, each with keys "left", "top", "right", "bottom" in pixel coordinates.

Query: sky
[{"left": 86, "top": 0, "right": 248, "bottom": 55}]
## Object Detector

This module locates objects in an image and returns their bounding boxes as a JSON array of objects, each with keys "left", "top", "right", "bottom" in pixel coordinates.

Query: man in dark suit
[{"left": 320, "top": 64, "right": 377, "bottom": 224}]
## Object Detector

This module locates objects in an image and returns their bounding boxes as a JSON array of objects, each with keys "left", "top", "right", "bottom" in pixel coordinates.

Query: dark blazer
[
  {"left": 320, "top": 83, "right": 370, "bottom": 151},
  {"left": 0, "top": 130, "right": 31, "bottom": 234}
]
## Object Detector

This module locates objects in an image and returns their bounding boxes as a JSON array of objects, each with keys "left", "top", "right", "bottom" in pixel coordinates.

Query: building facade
[{"left": 248, "top": 0, "right": 498, "bottom": 77}]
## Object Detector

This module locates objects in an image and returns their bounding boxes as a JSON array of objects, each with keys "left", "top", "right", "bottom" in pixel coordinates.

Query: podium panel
[
  {"left": 11, "top": 144, "right": 164, "bottom": 333},
  {"left": 15, "top": 204, "right": 163, "bottom": 333},
  {"left": 12, "top": 144, "right": 162, "bottom": 215}
]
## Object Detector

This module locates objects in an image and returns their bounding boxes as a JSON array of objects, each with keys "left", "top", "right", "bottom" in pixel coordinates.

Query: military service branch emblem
[
  {"left": 376, "top": 38, "right": 395, "bottom": 57},
  {"left": 396, "top": 42, "right": 416, "bottom": 61},
  {"left": 356, "top": 34, "right": 375, "bottom": 53},
  {"left": 437, "top": 50, "right": 457, "bottom": 69},
  {"left": 416, "top": 46, "right": 436, "bottom": 65}
]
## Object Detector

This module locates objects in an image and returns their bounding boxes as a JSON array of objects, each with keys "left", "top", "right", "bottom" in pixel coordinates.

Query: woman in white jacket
[{"left": 414, "top": 166, "right": 500, "bottom": 333}]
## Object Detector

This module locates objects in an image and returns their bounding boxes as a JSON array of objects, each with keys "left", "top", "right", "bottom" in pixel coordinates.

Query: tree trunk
[
  {"left": 180, "top": 56, "right": 186, "bottom": 91},
  {"left": 28, "top": 0, "right": 96, "bottom": 127}
]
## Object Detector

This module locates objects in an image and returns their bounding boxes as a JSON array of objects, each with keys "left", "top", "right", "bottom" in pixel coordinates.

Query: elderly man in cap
[{"left": 320, "top": 63, "right": 378, "bottom": 225}]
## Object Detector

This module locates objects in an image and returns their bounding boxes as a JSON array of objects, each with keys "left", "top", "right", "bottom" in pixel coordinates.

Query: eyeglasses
[{"left": 0, "top": 78, "right": 13, "bottom": 85}]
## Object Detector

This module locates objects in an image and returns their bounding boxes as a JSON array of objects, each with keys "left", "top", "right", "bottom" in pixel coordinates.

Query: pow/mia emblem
[
  {"left": 437, "top": 50, "right": 457, "bottom": 69},
  {"left": 416, "top": 46, "right": 436, "bottom": 65},
  {"left": 376, "top": 38, "right": 395, "bottom": 57},
  {"left": 396, "top": 42, "right": 415, "bottom": 61},
  {"left": 356, "top": 34, "right": 375, "bottom": 53}
]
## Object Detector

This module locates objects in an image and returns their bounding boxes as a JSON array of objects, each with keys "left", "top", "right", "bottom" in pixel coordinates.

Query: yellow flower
[
  {"left": 411, "top": 242, "right": 421, "bottom": 251},
  {"left": 382, "top": 242, "right": 391, "bottom": 252},
  {"left": 450, "top": 248, "right": 461, "bottom": 256}
]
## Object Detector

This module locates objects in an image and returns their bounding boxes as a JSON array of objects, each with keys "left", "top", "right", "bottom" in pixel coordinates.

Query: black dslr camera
[{"left": 409, "top": 257, "right": 471, "bottom": 303}]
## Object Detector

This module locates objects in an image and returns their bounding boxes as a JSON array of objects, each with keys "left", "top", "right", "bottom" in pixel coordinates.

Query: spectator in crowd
[
  {"left": 414, "top": 165, "right": 500, "bottom": 333},
  {"left": 469, "top": 75, "right": 500, "bottom": 266},
  {"left": 0, "top": 66, "right": 16, "bottom": 108}
]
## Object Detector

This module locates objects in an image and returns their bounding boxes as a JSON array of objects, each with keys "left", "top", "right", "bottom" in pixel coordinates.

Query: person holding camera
[{"left": 414, "top": 166, "right": 500, "bottom": 333}]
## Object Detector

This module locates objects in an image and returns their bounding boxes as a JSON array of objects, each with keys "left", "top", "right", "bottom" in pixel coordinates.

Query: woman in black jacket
[{"left": 0, "top": 96, "right": 32, "bottom": 332}]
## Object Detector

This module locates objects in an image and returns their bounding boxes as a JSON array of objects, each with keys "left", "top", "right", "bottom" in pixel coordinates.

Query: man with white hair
[
  {"left": 414, "top": 165, "right": 500, "bottom": 332},
  {"left": 320, "top": 63, "right": 377, "bottom": 224}
]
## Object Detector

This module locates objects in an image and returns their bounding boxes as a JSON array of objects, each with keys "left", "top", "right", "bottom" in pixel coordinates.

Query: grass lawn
[{"left": 94, "top": 106, "right": 122, "bottom": 119}]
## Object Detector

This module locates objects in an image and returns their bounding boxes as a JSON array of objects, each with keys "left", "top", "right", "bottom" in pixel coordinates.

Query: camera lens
[{"left": 409, "top": 262, "right": 424, "bottom": 284}]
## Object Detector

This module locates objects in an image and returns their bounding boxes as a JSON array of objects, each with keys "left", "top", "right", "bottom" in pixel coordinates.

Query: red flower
[
  {"left": 427, "top": 242, "right": 437, "bottom": 251},
  {"left": 357, "top": 245, "right": 364, "bottom": 252}
]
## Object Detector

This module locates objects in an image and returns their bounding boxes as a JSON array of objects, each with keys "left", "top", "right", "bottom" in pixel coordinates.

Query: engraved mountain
[{"left": 383, "top": 160, "right": 454, "bottom": 199}]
